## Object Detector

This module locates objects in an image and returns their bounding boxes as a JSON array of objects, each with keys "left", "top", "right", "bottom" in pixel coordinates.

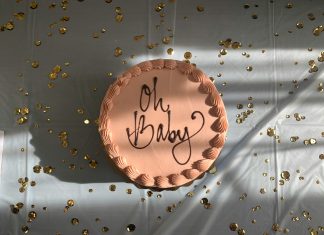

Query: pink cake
[{"left": 98, "top": 59, "right": 228, "bottom": 188}]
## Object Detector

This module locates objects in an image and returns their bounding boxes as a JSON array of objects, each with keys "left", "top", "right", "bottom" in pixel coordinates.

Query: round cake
[{"left": 98, "top": 59, "right": 228, "bottom": 188}]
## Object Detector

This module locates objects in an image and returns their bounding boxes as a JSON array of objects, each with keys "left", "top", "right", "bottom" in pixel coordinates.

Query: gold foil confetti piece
[
  {"left": 34, "top": 40, "right": 41, "bottom": 46},
  {"left": 313, "top": 26, "right": 323, "bottom": 36},
  {"left": 102, "top": 227, "right": 109, "bottom": 232},
  {"left": 84, "top": 119, "right": 90, "bottom": 125},
  {"left": 184, "top": 51, "right": 192, "bottom": 59},
  {"left": 281, "top": 171, "right": 290, "bottom": 180},
  {"left": 246, "top": 66, "right": 253, "bottom": 71},
  {"left": 21, "top": 225, "right": 29, "bottom": 233},
  {"left": 71, "top": 218, "right": 79, "bottom": 225},
  {"left": 267, "top": 128, "right": 275, "bottom": 137},
  {"left": 167, "top": 48, "right": 174, "bottom": 55},
  {"left": 186, "top": 192, "right": 194, "bottom": 197},
  {"left": 319, "top": 154, "right": 324, "bottom": 160},
  {"left": 59, "top": 27, "right": 67, "bottom": 34},
  {"left": 220, "top": 49, "right": 227, "bottom": 55},
  {"left": 296, "top": 22, "right": 304, "bottom": 29},
  {"left": 155, "top": 3, "right": 165, "bottom": 12},
  {"left": 237, "top": 228, "right": 246, "bottom": 235},
  {"left": 309, "top": 228, "right": 318, "bottom": 235},
  {"left": 229, "top": 223, "right": 238, "bottom": 231},
  {"left": 251, "top": 14, "right": 258, "bottom": 19},
  {"left": 61, "top": 72, "right": 68, "bottom": 79},
  {"left": 147, "top": 191, "right": 153, "bottom": 197},
  {"left": 290, "top": 136, "right": 299, "bottom": 142},
  {"left": 126, "top": 189, "right": 132, "bottom": 194},
  {"left": 162, "top": 36, "right": 171, "bottom": 44},
  {"left": 28, "top": 211, "right": 37, "bottom": 220},
  {"left": 307, "top": 13, "right": 315, "bottom": 21},
  {"left": 30, "top": 1, "right": 38, "bottom": 9},
  {"left": 114, "top": 47, "right": 122, "bottom": 57},
  {"left": 126, "top": 224, "right": 136, "bottom": 232},
  {"left": 286, "top": 3, "right": 293, "bottom": 8},
  {"left": 109, "top": 184, "right": 116, "bottom": 191},
  {"left": 17, "top": 116, "right": 28, "bottom": 125},
  {"left": 31, "top": 61, "right": 39, "bottom": 68},
  {"left": 309, "top": 138, "right": 317, "bottom": 145},
  {"left": 82, "top": 229, "right": 89, "bottom": 235},
  {"left": 89, "top": 188, "right": 93, "bottom": 193},
  {"left": 43, "top": 165, "right": 54, "bottom": 174},
  {"left": 133, "top": 35, "right": 144, "bottom": 41},
  {"left": 14, "top": 12, "right": 25, "bottom": 20},
  {"left": 260, "top": 188, "right": 266, "bottom": 194},
  {"left": 30, "top": 181, "right": 36, "bottom": 186},
  {"left": 231, "top": 42, "right": 242, "bottom": 49},
  {"left": 292, "top": 216, "right": 299, "bottom": 222},
  {"left": 89, "top": 160, "right": 97, "bottom": 168},
  {"left": 115, "top": 14, "right": 123, "bottom": 22},
  {"left": 200, "top": 198, "right": 208, "bottom": 204},
  {"left": 10, "top": 205, "right": 20, "bottom": 214},
  {"left": 52, "top": 65, "right": 61, "bottom": 73},
  {"left": 67, "top": 199, "right": 74, "bottom": 207},
  {"left": 196, "top": 5, "right": 204, "bottom": 12},
  {"left": 70, "top": 148, "right": 78, "bottom": 156}
]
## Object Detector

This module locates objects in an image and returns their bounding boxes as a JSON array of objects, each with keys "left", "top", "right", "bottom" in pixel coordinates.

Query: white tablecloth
[{"left": 1, "top": 0, "right": 324, "bottom": 234}]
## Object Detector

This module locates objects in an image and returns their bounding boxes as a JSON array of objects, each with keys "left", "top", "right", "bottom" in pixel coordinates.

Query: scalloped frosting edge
[{"left": 98, "top": 59, "right": 228, "bottom": 188}]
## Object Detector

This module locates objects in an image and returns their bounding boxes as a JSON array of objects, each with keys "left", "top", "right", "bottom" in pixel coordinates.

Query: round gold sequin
[
  {"left": 59, "top": 27, "right": 67, "bottom": 34},
  {"left": 102, "top": 227, "right": 109, "bottom": 232},
  {"left": 281, "top": 171, "right": 290, "bottom": 180},
  {"left": 246, "top": 66, "right": 253, "bottom": 71},
  {"left": 31, "top": 61, "right": 39, "bottom": 68},
  {"left": 184, "top": 51, "right": 192, "bottom": 59},
  {"left": 126, "top": 224, "right": 136, "bottom": 232},
  {"left": 319, "top": 154, "right": 324, "bottom": 160},
  {"left": 67, "top": 199, "right": 74, "bottom": 207},
  {"left": 196, "top": 5, "right": 204, "bottom": 12},
  {"left": 114, "top": 47, "right": 122, "bottom": 57},
  {"left": 84, "top": 119, "right": 90, "bottom": 125},
  {"left": 260, "top": 188, "right": 266, "bottom": 194},
  {"left": 71, "top": 218, "right": 79, "bottom": 225},
  {"left": 30, "top": 1, "right": 38, "bottom": 9},
  {"left": 229, "top": 223, "right": 238, "bottom": 231},
  {"left": 155, "top": 3, "right": 165, "bottom": 12},
  {"left": 82, "top": 229, "right": 89, "bottom": 235},
  {"left": 21, "top": 225, "right": 29, "bottom": 233},
  {"left": 89, "top": 160, "right": 97, "bottom": 168},
  {"left": 296, "top": 22, "right": 304, "bottom": 29},
  {"left": 109, "top": 184, "right": 116, "bottom": 191},
  {"left": 237, "top": 228, "right": 246, "bottom": 235},
  {"left": 167, "top": 48, "right": 174, "bottom": 55},
  {"left": 162, "top": 36, "right": 171, "bottom": 44},
  {"left": 28, "top": 211, "right": 37, "bottom": 220}
]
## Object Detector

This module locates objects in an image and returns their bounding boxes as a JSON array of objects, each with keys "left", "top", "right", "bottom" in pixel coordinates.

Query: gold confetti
[
  {"left": 71, "top": 218, "right": 79, "bottom": 225},
  {"left": 229, "top": 223, "right": 238, "bottom": 231},
  {"left": 28, "top": 211, "right": 37, "bottom": 220},
  {"left": 30, "top": 1, "right": 38, "bottom": 9},
  {"left": 167, "top": 48, "right": 174, "bottom": 55},
  {"left": 102, "top": 227, "right": 109, "bottom": 232},
  {"left": 126, "top": 224, "right": 136, "bottom": 232},
  {"left": 134, "top": 35, "right": 144, "bottom": 41},
  {"left": 48, "top": 72, "right": 57, "bottom": 80},
  {"left": 21, "top": 225, "right": 29, "bottom": 233},
  {"left": 260, "top": 188, "right": 266, "bottom": 194},
  {"left": 237, "top": 228, "right": 246, "bottom": 235},
  {"left": 82, "top": 229, "right": 89, "bottom": 235},
  {"left": 109, "top": 184, "right": 116, "bottom": 191},
  {"left": 319, "top": 154, "right": 324, "bottom": 160},
  {"left": 14, "top": 12, "right": 25, "bottom": 21},
  {"left": 313, "top": 25, "right": 323, "bottom": 36},
  {"left": 31, "top": 61, "right": 39, "bottom": 68},
  {"left": 155, "top": 3, "right": 165, "bottom": 12},
  {"left": 89, "top": 160, "right": 98, "bottom": 168},
  {"left": 246, "top": 66, "right": 253, "bottom": 71},
  {"left": 162, "top": 36, "right": 171, "bottom": 44},
  {"left": 115, "top": 14, "right": 123, "bottom": 22},
  {"left": 43, "top": 165, "right": 54, "bottom": 174},
  {"left": 296, "top": 22, "right": 304, "bottom": 29},
  {"left": 84, "top": 119, "right": 90, "bottom": 124},
  {"left": 267, "top": 127, "right": 275, "bottom": 137},
  {"left": 114, "top": 47, "right": 122, "bottom": 57},
  {"left": 196, "top": 5, "right": 204, "bottom": 12},
  {"left": 61, "top": 72, "right": 68, "bottom": 79},
  {"left": 67, "top": 199, "right": 75, "bottom": 207},
  {"left": 184, "top": 51, "right": 192, "bottom": 59},
  {"left": 59, "top": 27, "right": 67, "bottom": 34},
  {"left": 34, "top": 40, "right": 41, "bottom": 46},
  {"left": 281, "top": 171, "right": 290, "bottom": 180}
]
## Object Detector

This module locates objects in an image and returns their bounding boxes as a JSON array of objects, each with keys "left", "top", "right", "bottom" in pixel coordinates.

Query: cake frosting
[{"left": 98, "top": 59, "right": 228, "bottom": 188}]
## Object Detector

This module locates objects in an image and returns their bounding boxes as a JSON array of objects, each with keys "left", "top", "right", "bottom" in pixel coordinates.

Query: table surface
[{"left": 0, "top": 1, "right": 324, "bottom": 235}]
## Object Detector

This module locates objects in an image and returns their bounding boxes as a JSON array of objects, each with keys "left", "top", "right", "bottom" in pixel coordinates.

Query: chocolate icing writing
[{"left": 126, "top": 77, "right": 205, "bottom": 165}]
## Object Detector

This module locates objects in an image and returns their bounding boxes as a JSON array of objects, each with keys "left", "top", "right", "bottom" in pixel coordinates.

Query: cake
[{"left": 98, "top": 59, "right": 228, "bottom": 188}]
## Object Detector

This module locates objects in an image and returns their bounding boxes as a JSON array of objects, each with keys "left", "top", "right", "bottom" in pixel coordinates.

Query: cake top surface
[{"left": 99, "top": 59, "right": 228, "bottom": 188}]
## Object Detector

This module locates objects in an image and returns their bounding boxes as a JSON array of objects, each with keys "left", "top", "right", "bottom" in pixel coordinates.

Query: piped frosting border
[{"left": 98, "top": 59, "right": 228, "bottom": 188}]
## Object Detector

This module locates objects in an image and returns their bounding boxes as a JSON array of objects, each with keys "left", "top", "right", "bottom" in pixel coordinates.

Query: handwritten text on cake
[{"left": 126, "top": 77, "right": 205, "bottom": 165}]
